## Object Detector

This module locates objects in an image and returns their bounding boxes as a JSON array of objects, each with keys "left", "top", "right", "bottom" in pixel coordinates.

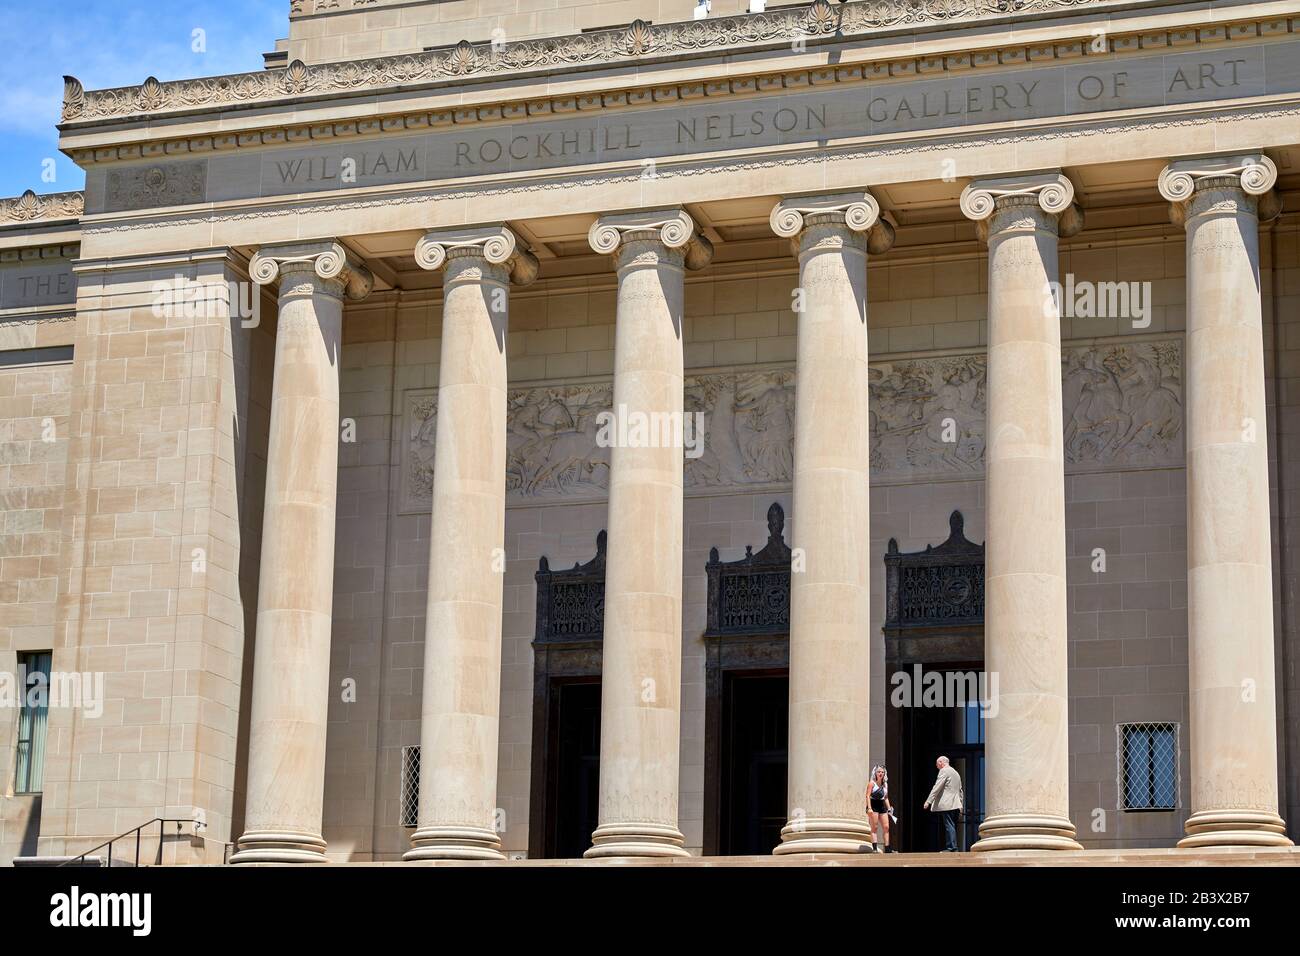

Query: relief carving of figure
[
  {"left": 401, "top": 339, "right": 1183, "bottom": 510},
  {"left": 507, "top": 385, "right": 611, "bottom": 497},
  {"left": 685, "top": 370, "right": 795, "bottom": 488},
  {"left": 731, "top": 370, "right": 795, "bottom": 482},
  {"left": 1062, "top": 342, "right": 1182, "bottom": 466}
]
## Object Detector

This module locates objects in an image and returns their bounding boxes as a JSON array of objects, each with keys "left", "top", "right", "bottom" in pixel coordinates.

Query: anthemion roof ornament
[{"left": 0, "top": 188, "right": 84, "bottom": 223}]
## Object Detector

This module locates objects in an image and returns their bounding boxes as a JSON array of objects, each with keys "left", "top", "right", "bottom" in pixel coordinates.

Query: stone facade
[{"left": 3, "top": 0, "right": 1300, "bottom": 864}]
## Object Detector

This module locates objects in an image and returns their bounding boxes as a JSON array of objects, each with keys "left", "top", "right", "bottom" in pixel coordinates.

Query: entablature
[{"left": 59, "top": 1, "right": 1300, "bottom": 173}]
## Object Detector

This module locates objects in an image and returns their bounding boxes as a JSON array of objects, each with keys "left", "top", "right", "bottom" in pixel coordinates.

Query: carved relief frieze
[
  {"left": 399, "top": 338, "right": 1183, "bottom": 511},
  {"left": 1062, "top": 339, "right": 1183, "bottom": 467},
  {"left": 105, "top": 162, "right": 206, "bottom": 212}
]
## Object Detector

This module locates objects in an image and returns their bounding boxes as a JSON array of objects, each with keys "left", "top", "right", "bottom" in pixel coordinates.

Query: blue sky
[{"left": 1, "top": 1, "right": 288, "bottom": 198}]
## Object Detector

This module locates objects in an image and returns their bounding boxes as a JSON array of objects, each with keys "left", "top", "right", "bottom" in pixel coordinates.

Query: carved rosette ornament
[
  {"left": 1157, "top": 153, "right": 1281, "bottom": 226},
  {"left": 249, "top": 240, "right": 374, "bottom": 301},
  {"left": 587, "top": 208, "right": 714, "bottom": 271},
  {"left": 414, "top": 225, "right": 539, "bottom": 286},
  {"left": 959, "top": 171, "right": 1083, "bottom": 242},
  {"left": 769, "top": 191, "right": 896, "bottom": 255}
]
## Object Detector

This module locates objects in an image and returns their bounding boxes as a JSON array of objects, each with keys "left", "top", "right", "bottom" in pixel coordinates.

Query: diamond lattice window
[
  {"left": 400, "top": 745, "right": 420, "bottom": 828},
  {"left": 1118, "top": 722, "right": 1179, "bottom": 811}
]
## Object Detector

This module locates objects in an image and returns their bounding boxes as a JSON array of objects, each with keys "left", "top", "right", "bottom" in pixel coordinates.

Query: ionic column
[
  {"left": 768, "top": 193, "right": 894, "bottom": 854},
  {"left": 1158, "top": 155, "right": 1291, "bottom": 848},
  {"left": 406, "top": 227, "right": 538, "bottom": 861},
  {"left": 233, "top": 241, "right": 373, "bottom": 864},
  {"left": 584, "top": 210, "right": 712, "bottom": 858},
  {"left": 960, "top": 173, "right": 1083, "bottom": 852}
]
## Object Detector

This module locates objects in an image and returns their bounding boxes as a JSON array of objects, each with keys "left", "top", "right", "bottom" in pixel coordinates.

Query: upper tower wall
[{"left": 286, "top": 0, "right": 748, "bottom": 63}]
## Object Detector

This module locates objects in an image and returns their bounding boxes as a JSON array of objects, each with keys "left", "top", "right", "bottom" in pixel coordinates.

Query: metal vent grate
[
  {"left": 400, "top": 745, "right": 420, "bottom": 828},
  {"left": 1117, "top": 722, "right": 1179, "bottom": 811}
]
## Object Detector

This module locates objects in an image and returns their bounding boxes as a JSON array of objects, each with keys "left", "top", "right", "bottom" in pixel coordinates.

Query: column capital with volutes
[
  {"left": 769, "top": 191, "right": 895, "bottom": 255},
  {"left": 587, "top": 208, "right": 714, "bottom": 271},
  {"left": 249, "top": 239, "right": 374, "bottom": 300},
  {"left": 959, "top": 171, "right": 1083, "bottom": 243},
  {"left": 414, "top": 224, "right": 539, "bottom": 286},
  {"left": 1158, "top": 152, "right": 1281, "bottom": 226}
]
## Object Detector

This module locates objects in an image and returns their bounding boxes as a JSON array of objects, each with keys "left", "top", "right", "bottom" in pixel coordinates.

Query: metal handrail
[{"left": 56, "top": 818, "right": 194, "bottom": 868}]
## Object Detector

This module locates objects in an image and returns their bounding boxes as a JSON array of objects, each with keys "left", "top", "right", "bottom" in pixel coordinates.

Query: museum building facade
[{"left": 2, "top": 0, "right": 1300, "bottom": 864}]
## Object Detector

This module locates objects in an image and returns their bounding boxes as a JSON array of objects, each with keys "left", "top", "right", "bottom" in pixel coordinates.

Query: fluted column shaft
[
  {"left": 1159, "top": 155, "right": 1291, "bottom": 848},
  {"left": 961, "top": 175, "right": 1081, "bottom": 852},
  {"left": 407, "top": 227, "right": 536, "bottom": 861},
  {"left": 585, "top": 211, "right": 712, "bottom": 858},
  {"left": 234, "top": 242, "right": 372, "bottom": 864},
  {"left": 769, "top": 194, "right": 892, "bottom": 854}
]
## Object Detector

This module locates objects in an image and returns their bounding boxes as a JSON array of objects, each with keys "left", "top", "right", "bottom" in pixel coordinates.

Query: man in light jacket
[{"left": 923, "top": 755, "right": 963, "bottom": 852}]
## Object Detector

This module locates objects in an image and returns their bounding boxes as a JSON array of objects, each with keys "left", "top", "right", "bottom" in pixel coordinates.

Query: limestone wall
[
  {"left": 288, "top": 0, "right": 757, "bottom": 64},
  {"left": 0, "top": 340, "right": 72, "bottom": 862}
]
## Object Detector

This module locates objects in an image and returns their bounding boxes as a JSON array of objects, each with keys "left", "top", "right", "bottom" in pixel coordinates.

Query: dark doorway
[
  {"left": 904, "top": 682, "right": 986, "bottom": 851},
  {"left": 720, "top": 671, "right": 788, "bottom": 856},
  {"left": 547, "top": 679, "right": 602, "bottom": 859},
  {"left": 882, "top": 512, "right": 987, "bottom": 853},
  {"left": 528, "top": 532, "right": 605, "bottom": 860},
  {"left": 702, "top": 503, "right": 792, "bottom": 856}
]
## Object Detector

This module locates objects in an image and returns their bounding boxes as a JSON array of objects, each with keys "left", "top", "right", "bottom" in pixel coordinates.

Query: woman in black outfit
[{"left": 867, "top": 765, "right": 894, "bottom": 852}]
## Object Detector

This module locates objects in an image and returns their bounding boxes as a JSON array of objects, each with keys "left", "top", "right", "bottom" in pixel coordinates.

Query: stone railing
[
  {"left": 62, "top": 0, "right": 1118, "bottom": 123},
  {"left": 0, "top": 190, "right": 85, "bottom": 225}
]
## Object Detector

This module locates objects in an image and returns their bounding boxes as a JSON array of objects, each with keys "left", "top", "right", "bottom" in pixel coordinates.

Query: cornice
[
  {"left": 63, "top": 0, "right": 1129, "bottom": 124},
  {"left": 0, "top": 190, "right": 85, "bottom": 224},
  {"left": 62, "top": 13, "right": 1300, "bottom": 169}
]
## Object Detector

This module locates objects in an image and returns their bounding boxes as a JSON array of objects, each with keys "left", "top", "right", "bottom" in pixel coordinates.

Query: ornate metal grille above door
[
  {"left": 535, "top": 530, "right": 607, "bottom": 644},
  {"left": 705, "top": 502, "right": 792, "bottom": 638},
  {"left": 884, "top": 510, "right": 985, "bottom": 632}
]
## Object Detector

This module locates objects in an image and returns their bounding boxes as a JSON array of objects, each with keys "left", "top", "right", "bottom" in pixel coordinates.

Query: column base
[
  {"left": 1178, "top": 810, "right": 1292, "bottom": 849},
  {"left": 404, "top": 825, "right": 504, "bottom": 861},
  {"left": 773, "top": 817, "right": 876, "bottom": 855},
  {"left": 230, "top": 829, "right": 329, "bottom": 864},
  {"left": 584, "top": 822, "right": 690, "bottom": 859},
  {"left": 972, "top": 813, "right": 1082, "bottom": 852}
]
